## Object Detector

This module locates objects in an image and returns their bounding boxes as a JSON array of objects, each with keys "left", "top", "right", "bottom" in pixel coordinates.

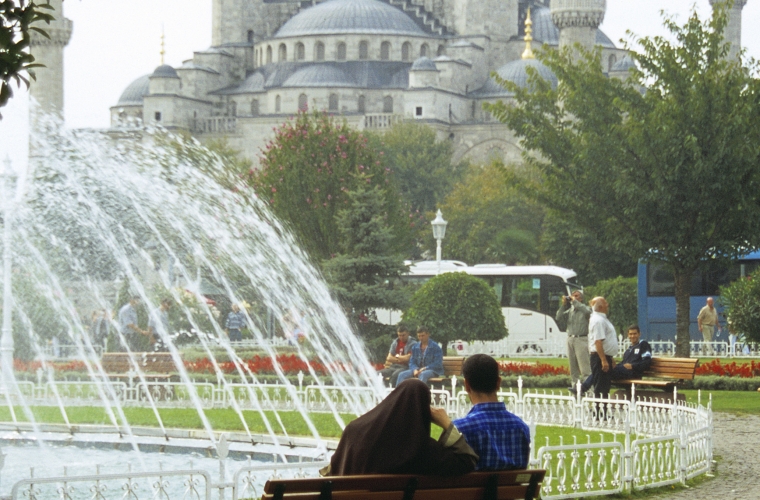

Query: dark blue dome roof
[
  {"left": 275, "top": 0, "right": 425, "bottom": 38},
  {"left": 152, "top": 64, "right": 179, "bottom": 78},
  {"left": 117, "top": 74, "right": 150, "bottom": 105},
  {"left": 411, "top": 56, "right": 437, "bottom": 71},
  {"left": 495, "top": 58, "right": 558, "bottom": 89}
]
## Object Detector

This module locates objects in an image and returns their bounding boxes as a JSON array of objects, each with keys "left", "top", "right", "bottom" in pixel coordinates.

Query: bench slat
[{"left": 262, "top": 485, "right": 531, "bottom": 500}]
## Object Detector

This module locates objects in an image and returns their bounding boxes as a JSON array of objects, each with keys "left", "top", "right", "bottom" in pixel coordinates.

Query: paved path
[{"left": 649, "top": 412, "right": 760, "bottom": 500}]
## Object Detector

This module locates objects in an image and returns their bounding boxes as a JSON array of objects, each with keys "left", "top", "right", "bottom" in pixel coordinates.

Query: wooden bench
[
  {"left": 428, "top": 356, "right": 466, "bottom": 385},
  {"left": 101, "top": 352, "right": 176, "bottom": 382},
  {"left": 613, "top": 357, "right": 699, "bottom": 393},
  {"left": 262, "top": 469, "right": 546, "bottom": 500}
]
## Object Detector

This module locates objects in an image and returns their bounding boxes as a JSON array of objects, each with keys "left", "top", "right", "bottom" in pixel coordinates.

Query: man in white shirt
[{"left": 588, "top": 296, "right": 619, "bottom": 398}]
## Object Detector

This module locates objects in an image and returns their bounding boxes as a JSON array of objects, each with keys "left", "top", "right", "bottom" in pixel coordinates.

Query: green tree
[
  {"left": 403, "top": 272, "right": 507, "bottom": 350},
  {"left": 487, "top": 3, "right": 760, "bottom": 356},
  {"left": 584, "top": 276, "right": 638, "bottom": 335},
  {"left": 438, "top": 162, "right": 544, "bottom": 265},
  {"left": 249, "top": 111, "right": 410, "bottom": 261},
  {"left": 0, "top": 1, "right": 55, "bottom": 116},
  {"left": 719, "top": 274, "right": 760, "bottom": 343}
]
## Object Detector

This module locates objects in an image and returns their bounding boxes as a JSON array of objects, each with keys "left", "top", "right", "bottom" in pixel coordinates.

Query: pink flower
[{"left": 271, "top": 187, "right": 277, "bottom": 193}]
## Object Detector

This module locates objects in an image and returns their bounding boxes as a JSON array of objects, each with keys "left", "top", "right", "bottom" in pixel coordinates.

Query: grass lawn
[{"left": 680, "top": 389, "right": 760, "bottom": 415}]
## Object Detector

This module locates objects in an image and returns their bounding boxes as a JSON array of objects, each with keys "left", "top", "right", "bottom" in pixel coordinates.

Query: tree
[
  {"left": 438, "top": 162, "right": 544, "bottom": 265},
  {"left": 403, "top": 272, "right": 507, "bottom": 351},
  {"left": 488, "top": 3, "right": 760, "bottom": 356},
  {"left": 0, "top": 1, "right": 55, "bottom": 117},
  {"left": 584, "top": 276, "right": 638, "bottom": 335},
  {"left": 322, "top": 182, "right": 410, "bottom": 360},
  {"left": 719, "top": 274, "right": 760, "bottom": 343},
  {"left": 249, "top": 111, "right": 410, "bottom": 261}
]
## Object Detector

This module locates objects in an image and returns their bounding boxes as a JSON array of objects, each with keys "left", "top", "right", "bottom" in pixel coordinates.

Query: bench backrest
[
  {"left": 101, "top": 352, "right": 176, "bottom": 373},
  {"left": 442, "top": 356, "right": 465, "bottom": 377},
  {"left": 642, "top": 357, "right": 699, "bottom": 381},
  {"left": 262, "top": 469, "right": 545, "bottom": 500}
]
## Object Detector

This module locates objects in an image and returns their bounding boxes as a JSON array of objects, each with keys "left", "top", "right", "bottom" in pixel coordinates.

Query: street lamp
[
  {"left": 1, "top": 156, "right": 18, "bottom": 388},
  {"left": 431, "top": 209, "right": 447, "bottom": 275}
]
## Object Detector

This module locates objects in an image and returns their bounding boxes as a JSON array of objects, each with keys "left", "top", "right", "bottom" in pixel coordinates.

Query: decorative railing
[
  {"left": 193, "top": 117, "right": 237, "bottom": 134},
  {"left": 363, "top": 113, "right": 403, "bottom": 129}
]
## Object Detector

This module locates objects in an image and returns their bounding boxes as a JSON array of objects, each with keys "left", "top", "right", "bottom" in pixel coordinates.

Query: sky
[{"left": 1, "top": 0, "right": 759, "bottom": 168}]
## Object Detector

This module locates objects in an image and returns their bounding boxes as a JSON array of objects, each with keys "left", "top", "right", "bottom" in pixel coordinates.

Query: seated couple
[
  {"left": 379, "top": 325, "right": 445, "bottom": 387},
  {"left": 324, "top": 354, "right": 530, "bottom": 476}
]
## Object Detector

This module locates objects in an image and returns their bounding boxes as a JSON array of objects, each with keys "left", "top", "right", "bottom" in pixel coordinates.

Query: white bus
[{"left": 377, "top": 260, "right": 582, "bottom": 356}]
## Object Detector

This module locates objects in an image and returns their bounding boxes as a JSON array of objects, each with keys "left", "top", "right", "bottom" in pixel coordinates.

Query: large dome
[
  {"left": 495, "top": 58, "right": 558, "bottom": 89},
  {"left": 274, "top": 0, "right": 426, "bottom": 38},
  {"left": 117, "top": 74, "right": 150, "bottom": 105}
]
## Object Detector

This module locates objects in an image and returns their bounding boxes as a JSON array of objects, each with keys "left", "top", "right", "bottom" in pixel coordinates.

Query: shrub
[
  {"left": 585, "top": 276, "right": 638, "bottom": 334},
  {"left": 720, "top": 273, "right": 760, "bottom": 343},
  {"left": 403, "top": 272, "right": 507, "bottom": 350}
]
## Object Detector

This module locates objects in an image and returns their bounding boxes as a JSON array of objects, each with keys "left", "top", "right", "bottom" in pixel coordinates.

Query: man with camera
[{"left": 556, "top": 290, "right": 592, "bottom": 387}]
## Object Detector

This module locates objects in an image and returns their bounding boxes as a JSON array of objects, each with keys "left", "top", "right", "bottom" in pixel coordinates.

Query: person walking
[{"left": 697, "top": 297, "right": 720, "bottom": 356}]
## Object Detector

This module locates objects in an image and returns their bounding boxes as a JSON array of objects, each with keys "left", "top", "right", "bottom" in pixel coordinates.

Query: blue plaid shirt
[
  {"left": 225, "top": 311, "right": 246, "bottom": 330},
  {"left": 453, "top": 402, "right": 530, "bottom": 471}
]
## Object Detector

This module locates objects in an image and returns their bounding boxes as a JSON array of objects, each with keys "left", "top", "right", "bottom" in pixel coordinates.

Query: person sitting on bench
[
  {"left": 453, "top": 354, "right": 530, "bottom": 470},
  {"left": 572, "top": 325, "right": 652, "bottom": 395},
  {"left": 323, "top": 379, "right": 478, "bottom": 476}
]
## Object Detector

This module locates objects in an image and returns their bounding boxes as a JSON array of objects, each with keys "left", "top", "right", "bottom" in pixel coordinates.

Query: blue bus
[{"left": 637, "top": 251, "right": 760, "bottom": 342}]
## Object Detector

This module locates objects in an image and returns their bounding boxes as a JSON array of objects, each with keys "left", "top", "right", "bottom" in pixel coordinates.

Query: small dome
[
  {"left": 151, "top": 64, "right": 179, "bottom": 78},
  {"left": 495, "top": 58, "right": 558, "bottom": 89},
  {"left": 411, "top": 57, "right": 437, "bottom": 71},
  {"left": 611, "top": 54, "right": 636, "bottom": 72},
  {"left": 274, "top": 0, "right": 425, "bottom": 38},
  {"left": 531, "top": 6, "right": 615, "bottom": 49},
  {"left": 117, "top": 74, "right": 150, "bottom": 105}
]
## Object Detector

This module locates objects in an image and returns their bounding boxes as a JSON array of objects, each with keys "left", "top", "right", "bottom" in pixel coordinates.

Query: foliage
[
  {"left": 369, "top": 122, "right": 462, "bottom": 213},
  {"left": 249, "top": 111, "right": 410, "bottom": 261},
  {"left": 685, "top": 376, "right": 760, "bottom": 392},
  {"left": 584, "top": 276, "right": 638, "bottom": 334},
  {"left": 438, "top": 163, "right": 544, "bottom": 265},
  {"left": 487, "top": 4, "right": 760, "bottom": 356},
  {"left": 403, "top": 272, "right": 507, "bottom": 348},
  {"left": 695, "top": 359, "right": 760, "bottom": 379},
  {"left": 719, "top": 274, "right": 760, "bottom": 342},
  {"left": 0, "top": 1, "right": 55, "bottom": 117}
]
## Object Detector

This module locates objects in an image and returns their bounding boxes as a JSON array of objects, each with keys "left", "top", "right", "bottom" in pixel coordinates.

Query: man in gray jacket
[
  {"left": 378, "top": 325, "right": 417, "bottom": 387},
  {"left": 556, "top": 290, "right": 592, "bottom": 386}
]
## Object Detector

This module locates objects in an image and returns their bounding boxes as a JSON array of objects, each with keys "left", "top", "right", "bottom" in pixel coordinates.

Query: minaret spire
[
  {"left": 160, "top": 26, "right": 166, "bottom": 65},
  {"left": 522, "top": 8, "right": 535, "bottom": 60}
]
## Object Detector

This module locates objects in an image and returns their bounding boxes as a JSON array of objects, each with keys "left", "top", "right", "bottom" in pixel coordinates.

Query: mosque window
[
  {"left": 337, "top": 42, "right": 347, "bottom": 61},
  {"left": 247, "top": 30, "right": 254, "bottom": 44},
  {"left": 298, "top": 93, "right": 308, "bottom": 111},
  {"left": 275, "top": 95, "right": 281, "bottom": 113},
  {"left": 358, "top": 95, "right": 366, "bottom": 113},
  {"left": 279, "top": 43, "right": 287, "bottom": 62},
  {"left": 608, "top": 54, "right": 618, "bottom": 72},
  {"left": 359, "top": 41, "right": 369, "bottom": 60},
  {"left": 437, "top": 44, "right": 445, "bottom": 57},
  {"left": 230, "top": 101, "right": 237, "bottom": 117},
  {"left": 315, "top": 42, "right": 325, "bottom": 61},
  {"left": 329, "top": 94, "right": 339, "bottom": 111},
  {"left": 383, "top": 96, "right": 393, "bottom": 113},
  {"left": 296, "top": 42, "right": 305, "bottom": 61},
  {"left": 381, "top": 42, "right": 391, "bottom": 60},
  {"left": 420, "top": 44, "right": 429, "bottom": 58},
  {"left": 402, "top": 42, "right": 411, "bottom": 62},
  {"left": 266, "top": 46, "right": 273, "bottom": 64},
  {"left": 154, "top": 111, "right": 162, "bottom": 122},
  {"left": 251, "top": 99, "right": 259, "bottom": 116}
]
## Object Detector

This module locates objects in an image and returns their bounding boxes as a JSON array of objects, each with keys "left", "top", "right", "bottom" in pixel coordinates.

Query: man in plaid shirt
[{"left": 453, "top": 354, "right": 530, "bottom": 470}]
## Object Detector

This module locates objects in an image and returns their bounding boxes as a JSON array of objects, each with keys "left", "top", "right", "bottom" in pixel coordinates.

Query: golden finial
[
  {"left": 160, "top": 26, "right": 166, "bottom": 65},
  {"left": 522, "top": 7, "right": 535, "bottom": 60}
]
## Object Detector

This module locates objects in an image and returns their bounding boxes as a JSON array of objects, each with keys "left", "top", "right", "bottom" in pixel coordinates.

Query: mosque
[{"left": 30, "top": 0, "right": 748, "bottom": 165}]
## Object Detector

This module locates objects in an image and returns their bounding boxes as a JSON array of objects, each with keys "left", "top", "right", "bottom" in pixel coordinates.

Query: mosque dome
[
  {"left": 117, "top": 74, "right": 150, "bottom": 105},
  {"left": 274, "top": 0, "right": 426, "bottom": 38},
  {"left": 611, "top": 54, "right": 636, "bottom": 72},
  {"left": 530, "top": 6, "right": 615, "bottom": 49},
  {"left": 410, "top": 57, "right": 437, "bottom": 71},
  {"left": 495, "top": 58, "right": 558, "bottom": 89},
  {"left": 151, "top": 64, "right": 179, "bottom": 78}
]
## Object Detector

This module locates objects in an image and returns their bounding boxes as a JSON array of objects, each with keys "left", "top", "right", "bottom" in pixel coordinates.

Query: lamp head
[{"left": 431, "top": 209, "right": 447, "bottom": 240}]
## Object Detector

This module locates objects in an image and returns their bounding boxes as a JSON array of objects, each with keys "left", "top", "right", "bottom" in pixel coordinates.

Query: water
[{"left": 0, "top": 113, "right": 382, "bottom": 484}]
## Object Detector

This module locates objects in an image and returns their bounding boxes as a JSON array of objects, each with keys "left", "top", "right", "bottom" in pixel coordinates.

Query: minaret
[
  {"left": 550, "top": 0, "right": 606, "bottom": 53},
  {"left": 522, "top": 8, "right": 535, "bottom": 60},
  {"left": 29, "top": 0, "right": 73, "bottom": 116},
  {"left": 709, "top": 0, "right": 747, "bottom": 60}
]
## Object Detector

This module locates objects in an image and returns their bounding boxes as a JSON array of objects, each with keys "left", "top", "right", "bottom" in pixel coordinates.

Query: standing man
[
  {"left": 396, "top": 325, "right": 444, "bottom": 386},
  {"left": 453, "top": 354, "right": 530, "bottom": 470},
  {"left": 118, "top": 296, "right": 147, "bottom": 351},
  {"left": 378, "top": 325, "right": 417, "bottom": 387},
  {"left": 588, "top": 296, "right": 619, "bottom": 398},
  {"left": 697, "top": 297, "right": 720, "bottom": 356},
  {"left": 147, "top": 298, "right": 172, "bottom": 352},
  {"left": 556, "top": 290, "right": 592, "bottom": 387},
  {"left": 225, "top": 303, "right": 247, "bottom": 342}
]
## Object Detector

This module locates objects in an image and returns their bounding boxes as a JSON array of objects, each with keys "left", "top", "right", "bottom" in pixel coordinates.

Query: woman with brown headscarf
[{"left": 324, "top": 379, "right": 478, "bottom": 476}]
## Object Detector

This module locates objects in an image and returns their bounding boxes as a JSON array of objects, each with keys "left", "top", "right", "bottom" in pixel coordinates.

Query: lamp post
[
  {"left": 431, "top": 209, "right": 447, "bottom": 275},
  {"left": 1, "top": 156, "right": 17, "bottom": 388}
]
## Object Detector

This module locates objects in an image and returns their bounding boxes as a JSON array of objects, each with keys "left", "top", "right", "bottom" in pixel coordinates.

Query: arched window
[
  {"left": 437, "top": 44, "right": 445, "bottom": 56},
  {"left": 275, "top": 95, "right": 281, "bottom": 113},
  {"left": 608, "top": 54, "right": 618, "bottom": 72},
  {"left": 383, "top": 96, "right": 393, "bottom": 113},
  {"left": 251, "top": 99, "right": 259, "bottom": 116},
  {"left": 298, "top": 93, "right": 308, "bottom": 111},
  {"left": 359, "top": 41, "right": 369, "bottom": 60},
  {"left": 315, "top": 42, "right": 325, "bottom": 61},
  {"left": 266, "top": 45, "right": 273, "bottom": 64},
  {"left": 230, "top": 101, "right": 237, "bottom": 116},
  {"left": 358, "top": 95, "right": 366, "bottom": 113},
  {"left": 402, "top": 42, "right": 411, "bottom": 61},
  {"left": 420, "top": 43, "right": 429, "bottom": 58},
  {"left": 296, "top": 42, "right": 305, "bottom": 61},
  {"left": 278, "top": 43, "right": 287, "bottom": 62},
  {"left": 329, "top": 93, "right": 338, "bottom": 111},
  {"left": 247, "top": 30, "right": 254, "bottom": 43},
  {"left": 337, "top": 42, "right": 347, "bottom": 61},
  {"left": 380, "top": 41, "right": 391, "bottom": 60}
]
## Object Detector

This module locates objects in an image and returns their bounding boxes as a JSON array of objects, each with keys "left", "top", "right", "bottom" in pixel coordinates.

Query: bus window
[
  {"left": 540, "top": 275, "right": 568, "bottom": 314},
  {"left": 510, "top": 277, "right": 540, "bottom": 312},
  {"left": 488, "top": 277, "right": 505, "bottom": 306}
]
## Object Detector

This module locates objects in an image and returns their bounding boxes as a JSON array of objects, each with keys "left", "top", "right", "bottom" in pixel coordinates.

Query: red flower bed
[
  {"left": 14, "top": 359, "right": 89, "bottom": 373},
  {"left": 696, "top": 359, "right": 760, "bottom": 378},
  {"left": 498, "top": 361, "right": 569, "bottom": 377},
  {"left": 185, "top": 354, "right": 349, "bottom": 376}
]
